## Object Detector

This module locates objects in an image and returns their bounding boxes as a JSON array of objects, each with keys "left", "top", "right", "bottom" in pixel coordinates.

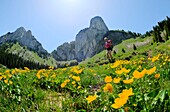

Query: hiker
[{"left": 104, "top": 37, "right": 114, "bottom": 62}]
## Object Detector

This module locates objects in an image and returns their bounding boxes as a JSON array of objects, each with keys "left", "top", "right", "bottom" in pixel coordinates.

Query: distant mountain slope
[
  {"left": 0, "top": 27, "right": 48, "bottom": 58},
  {"left": 0, "top": 27, "right": 58, "bottom": 68},
  {"left": 0, "top": 42, "right": 57, "bottom": 68}
]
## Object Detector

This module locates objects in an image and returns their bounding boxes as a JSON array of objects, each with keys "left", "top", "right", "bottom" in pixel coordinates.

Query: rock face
[
  {"left": 75, "top": 16, "right": 109, "bottom": 61},
  {"left": 52, "top": 41, "right": 76, "bottom": 61},
  {"left": 0, "top": 27, "right": 48, "bottom": 57},
  {"left": 52, "top": 16, "right": 109, "bottom": 61}
]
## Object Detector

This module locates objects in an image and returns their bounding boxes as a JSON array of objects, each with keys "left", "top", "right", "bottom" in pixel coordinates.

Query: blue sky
[{"left": 0, "top": 0, "right": 170, "bottom": 52}]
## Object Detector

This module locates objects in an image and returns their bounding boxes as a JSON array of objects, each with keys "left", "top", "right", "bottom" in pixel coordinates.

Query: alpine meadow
[{"left": 0, "top": 16, "right": 170, "bottom": 111}]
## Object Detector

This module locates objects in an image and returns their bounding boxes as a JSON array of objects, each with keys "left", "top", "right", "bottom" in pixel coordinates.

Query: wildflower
[
  {"left": 111, "top": 97, "right": 127, "bottom": 109},
  {"left": 61, "top": 82, "right": 67, "bottom": 88},
  {"left": 12, "top": 70, "right": 16, "bottom": 74},
  {"left": 105, "top": 76, "right": 112, "bottom": 83},
  {"left": 64, "top": 79, "right": 70, "bottom": 83},
  {"left": 77, "top": 86, "right": 81, "bottom": 89},
  {"left": 113, "top": 77, "right": 121, "bottom": 83},
  {"left": 147, "top": 66, "right": 156, "bottom": 75},
  {"left": 110, "top": 60, "right": 122, "bottom": 68},
  {"left": 122, "top": 88, "right": 134, "bottom": 97},
  {"left": 122, "top": 68, "right": 130, "bottom": 74},
  {"left": 8, "top": 74, "right": 12, "bottom": 78},
  {"left": 123, "top": 78, "right": 134, "bottom": 84},
  {"left": 5, "top": 70, "right": 10, "bottom": 74},
  {"left": 36, "top": 70, "right": 43, "bottom": 79},
  {"left": 103, "top": 83, "right": 113, "bottom": 93},
  {"left": 133, "top": 69, "right": 146, "bottom": 79},
  {"left": 24, "top": 67, "right": 30, "bottom": 71},
  {"left": 112, "top": 88, "right": 134, "bottom": 109},
  {"left": 0, "top": 76, "right": 3, "bottom": 80},
  {"left": 93, "top": 74, "right": 97, "bottom": 76},
  {"left": 4, "top": 79, "right": 8, "bottom": 84},
  {"left": 72, "top": 81, "right": 76, "bottom": 85},
  {"left": 115, "top": 70, "right": 123, "bottom": 75},
  {"left": 9, "top": 81, "right": 13, "bottom": 84},
  {"left": 72, "top": 76, "right": 80, "bottom": 81},
  {"left": 133, "top": 104, "right": 137, "bottom": 106},
  {"left": 62, "top": 68, "right": 67, "bottom": 71},
  {"left": 154, "top": 74, "right": 160, "bottom": 79},
  {"left": 86, "top": 95, "right": 97, "bottom": 103}
]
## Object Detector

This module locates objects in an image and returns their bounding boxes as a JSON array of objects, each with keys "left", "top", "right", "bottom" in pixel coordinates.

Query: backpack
[{"left": 105, "top": 40, "right": 112, "bottom": 48}]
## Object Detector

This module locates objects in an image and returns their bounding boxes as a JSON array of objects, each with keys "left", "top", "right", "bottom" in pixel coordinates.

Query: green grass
[{"left": 0, "top": 36, "right": 170, "bottom": 111}]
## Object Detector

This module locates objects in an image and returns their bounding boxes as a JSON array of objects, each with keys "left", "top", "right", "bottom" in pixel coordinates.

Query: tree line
[
  {"left": 0, "top": 44, "right": 49, "bottom": 69},
  {"left": 152, "top": 16, "right": 170, "bottom": 42}
]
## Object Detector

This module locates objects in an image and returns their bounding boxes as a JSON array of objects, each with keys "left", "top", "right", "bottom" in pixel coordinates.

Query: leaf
[
  {"left": 159, "top": 90, "right": 166, "bottom": 102},
  {"left": 151, "top": 90, "right": 166, "bottom": 106}
]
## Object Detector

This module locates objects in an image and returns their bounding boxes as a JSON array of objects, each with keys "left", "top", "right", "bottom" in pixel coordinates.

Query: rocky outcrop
[
  {"left": 51, "top": 41, "right": 75, "bottom": 61},
  {"left": 52, "top": 16, "right": 109, "bottom": 61},
  {"left": 0, "top": 27, "right": 48, "bottom": 57},
  {"left": 75, "top": 16, "right": 109, "bottom": 61}
]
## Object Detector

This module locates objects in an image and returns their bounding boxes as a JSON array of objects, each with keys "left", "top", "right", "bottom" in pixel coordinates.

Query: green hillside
[
  {"left": 80, "top": 35, "right": 170, "bottom": 66},
  {"left": 0, "top": 41, "right": 170, "bottom": 111},
  {"left": 0, "top": 42, "right": 57, "bottom": 68}
]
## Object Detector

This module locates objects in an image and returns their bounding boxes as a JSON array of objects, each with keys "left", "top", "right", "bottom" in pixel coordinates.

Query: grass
[{"left": 0, "top": 36, "right": 170, "bottom": 111}]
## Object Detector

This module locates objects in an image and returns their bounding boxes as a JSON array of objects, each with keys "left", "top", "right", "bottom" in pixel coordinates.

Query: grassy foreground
[{"left": 0, "top": 51, "right": 170, "bottom": 111}]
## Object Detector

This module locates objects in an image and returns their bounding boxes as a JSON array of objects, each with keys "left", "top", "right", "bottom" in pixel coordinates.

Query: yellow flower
[
  {"left": 36, "top": 70, "right": 43, "bottom": 79},
  {"left": 122, "top": 88, "right": 134, "bottom": 97},
  {"left": 72, "top": 81, "right": 76, "bottom": 85},
  {"left": 9, "top": 81, "right": 13, "bottom": 84},
  {"left": 8, "top": 74, "right": 12, "bottom": 78},
  {"left": 72, "top": 76, "right": 80, "bottom": 81},
  {"left": 93, "top": 74, "right": 97, "bottom": 76},
  {"left": 115, "top": 70, "right": 123, "bottom": 75},
  {"left": 64, "top": 79, "right": 70, "bottom": 83},
  {"left": 0, "top": 76, "right": 3, "bottom": 80},
  {"left": 61, "top": 82, "right": 67, "bottom": 88},
  {"left": 154, "top": 74, "right": 160, "bottom": 79},
  {"left": 115, "top": 68, "right": 130, "bottom": 75},
  {"left": 133, "top": 104, "right": 137, "bottom": 106},
  {"left": 77, "top": 86, "right": 81, "bottom": 89},
  {"left": 5, "top": 70, "right": 10, "bottom": 74},
  {"left": 122, "top": 68, "right": 131, "bottom": 74},
  {"left": 105, "top": 76, "right": 112, "bottom": 83},
  {"left": 103, "top": 83, "right": 113, "bottom": 93},
  {"left": 133, "top": 69, "right": 146, "bottom": 79},
  {"left": 4, "top": 79, "right": 8, "bottom": 84},
  {"left": 12, "top": 70, "right": 16, "bottom": 74},
  {"left": 111, "top": 97, "right": 127, "bottom": 109},
  {"left": 24, "top": 67, "right": 30, "bottom": 71},
  {"left": 113, "top": 77, "right": 121, "bottom": 83},
  {"left": 86, "top": 95, "right": 97, "bottom": 103},
  {"left": 3, "top": 75, "right": 7, "bottom": 79},
  {"left": 147, "top": 66, "right": 156, "bottom": 75},
  {"left": 123, "top": 78, "right": 134, "bottom": 84},
  {"left": 110, "top": 60, "right": 122, "bottom": 68}
]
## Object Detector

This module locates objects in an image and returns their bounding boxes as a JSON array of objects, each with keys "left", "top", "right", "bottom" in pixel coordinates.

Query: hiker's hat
[{"left": 104, "top": 37, "right": 108, "bottom": 40}]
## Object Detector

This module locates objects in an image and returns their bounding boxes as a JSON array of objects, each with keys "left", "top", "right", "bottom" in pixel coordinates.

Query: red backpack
[{"left": 105, "top": 40, "right": 112, "bottom": 48}]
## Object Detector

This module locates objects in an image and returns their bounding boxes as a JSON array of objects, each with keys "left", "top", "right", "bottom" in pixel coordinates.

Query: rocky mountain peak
[
  {"left": 90, "top": 16, "right": 108, "bottom": 31},
  {"left": 0, "top": 27, "right": 48, "bottom": 57},
  {"left": 15, "top": 27, "right": 26, "bottom": 34}
]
